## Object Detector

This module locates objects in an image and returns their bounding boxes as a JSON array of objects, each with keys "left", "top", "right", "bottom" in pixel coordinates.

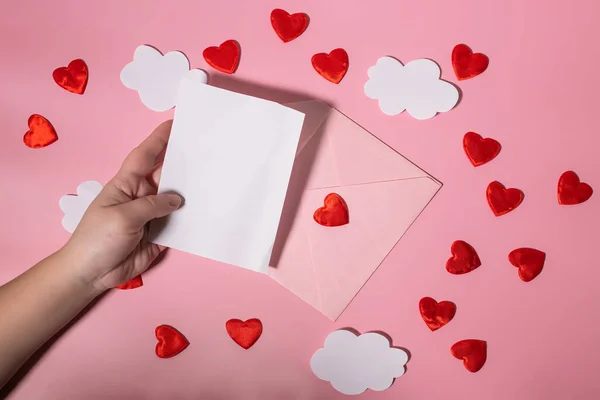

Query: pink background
[{"left": 1, "top": 0, "right": 599, "bottom": 398}]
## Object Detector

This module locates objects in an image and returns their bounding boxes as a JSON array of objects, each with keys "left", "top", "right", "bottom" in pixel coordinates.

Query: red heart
[
  {"left": 557, "top": 170, "right": 593, "bottom": 205},
  {"left": 23, "top": 114, "right": 58, "bottom": 149},
  {"left": 508, "top": 248, "right": 546, "bottom": 282},
  {"left": 419, "top": 297, "right": 456, "bottom": 331},
  {"left": 226, "top": 318, "right": 263, "bottom": 349},
  {"left": 452, "top": 44, "right": 489, "bottom": 81},
  {"left": 313, "top": 193, "right": 349, "bottom": 227},
  {"left": 446, "top": 240, "right": 481, "bottom": 275},
  {"left": 451, "top": 339, "right": 487, "bottom": 373},
  {"left": 311, "top": 48, "right": 349, "bottom": 84},
  {"left": 116, "top": 275, "right": 143, "bottom": 290},
  {"left": 486, "top": 181, "right": 524, "bottom": 216},
  {"left": 52, "top": 59, "right": 88, "bottom": 95},
  {"left": 270, "top": 9, "right": 309, "bottom": 43},
  {"left": 155, "top": 325, "right": 189, "bottom": 358},
  {"left": 203, "top": 40, "right": 240, "bottom": 74},
  {"left": 463, "top": 132, "right": 501, "bottom": 167}
]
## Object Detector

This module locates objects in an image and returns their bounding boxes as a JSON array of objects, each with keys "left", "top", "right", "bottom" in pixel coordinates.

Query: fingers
[
  {"left": 116, "top": 193, "right": 182, "bottom": 231},
  {"left": 118, "top": 120, "right": 173, "bottom": 178},
  {"left": 148, "top": 162, "right": 163, "bottom": 189},
  {"left": 130, "top": 242, "right": 163, "bottom": 277}
]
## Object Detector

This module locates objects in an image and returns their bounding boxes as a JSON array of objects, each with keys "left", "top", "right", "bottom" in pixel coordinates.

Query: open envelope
[{"left": 267, "top": 101, "right": 441, "bottom": 320}]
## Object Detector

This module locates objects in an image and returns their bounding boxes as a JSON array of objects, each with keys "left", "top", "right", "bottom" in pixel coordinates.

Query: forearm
[{"left": 0, "top": 249, "right": 102, "bottom": 388}]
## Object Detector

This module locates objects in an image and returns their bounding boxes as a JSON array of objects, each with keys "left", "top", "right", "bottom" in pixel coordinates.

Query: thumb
[{"left": 117, "top": 193, "right": 182, "bottom": 230}]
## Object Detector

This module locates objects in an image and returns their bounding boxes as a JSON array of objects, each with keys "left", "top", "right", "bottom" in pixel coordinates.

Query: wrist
[{"left": 55, "top": 245, "right": 106, "bottom": 299}]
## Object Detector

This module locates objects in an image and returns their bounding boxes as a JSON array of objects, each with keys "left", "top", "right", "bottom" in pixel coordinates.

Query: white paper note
[{"left": 150, "top": 75, "right": 305, "bottom": 273}]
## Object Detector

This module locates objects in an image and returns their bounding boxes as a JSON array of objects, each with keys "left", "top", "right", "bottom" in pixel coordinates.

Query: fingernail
[{"left": 166, "top": 194, "right": 182, "bottom": 208}]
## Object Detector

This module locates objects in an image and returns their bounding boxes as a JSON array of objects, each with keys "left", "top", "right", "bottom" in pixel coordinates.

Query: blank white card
[{"left": 150, "top": 75, "right": 305, "bottom": 273}]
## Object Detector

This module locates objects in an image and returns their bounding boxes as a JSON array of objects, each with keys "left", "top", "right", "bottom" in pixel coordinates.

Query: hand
[{"left": 62, "top": 120, "right": 182, "bottom": 293}]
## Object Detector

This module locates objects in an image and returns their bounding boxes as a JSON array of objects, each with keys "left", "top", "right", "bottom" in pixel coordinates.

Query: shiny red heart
[
  {"left": 508, "top": 248, "right": 546, "bottom": 282},
  {"left": 203, "top": 40, "right": 240, "bottom": 74},
  {"left": 155, "top": 325, "right": 189, "bottom": 358},
  {"left": 463, "top": 131, "right": 501, "bottom": 167},
  {"left": 313, "top": 193, "right": 349, "bottom": 227},
  {"left": 557, "top": 170, "right": 593, "bottom": 205},
  {"left": 52, "top": 59, "right": 88, "bottom": 95},
  {"left": 486, "top": 181, "right": 524, "bottom": 216},
  {"left": 451, "top": 339, "right": 487, "bottom": 372},
  {"left": 452, "top": 44, "right": 489, "bottom": 81},
  {"left": 311, "top": 48, "right": 349, "bottom": 84},
  {"left": 116, "top": 275, "right": 143, "bottom": 290},
  {"left": 226, "top": 318, "right": 263, "bottom": 349},
  {"left": 446, "top": 240, "right": 481, "bottom": 275},
  {"left": 23, "top": 114, "right": 58, "bottom": 149},
  {"left": 270, "top": 9, "right": 309, "bottom": 43},
  {"left": 419, "top": 297, "right": 456, "bottom": 331}
]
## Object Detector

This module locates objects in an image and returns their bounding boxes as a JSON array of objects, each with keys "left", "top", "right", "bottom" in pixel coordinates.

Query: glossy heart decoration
[
  {"left": 52, "top": 59, "right": 88, "bottom": 94},
  {"left": 452, "top": 44, "right": 489, "bottom": 81},
  {"left": 557, "top": 171, "right": 593, "bottom": 205},
  {"left": 486, "top": 181, "right": 524, "bottom": 216},
  {"left": 463, "top": 132, "right": 501, "bottom": 167},
  {"left": 116, "top": 275, "right": 143, "bottom": 290},
  {"left": 311, "top": 48, "right": 349, "bottom": 84},
  {"left": 155, "top": 325, "right": 189, "bottom": 358},
  {"left": 451, "top": 339, "right": 487, "bottom": 372},
  {"left": 226, "top": 318, "right": 263, "bottom": 349},
  {"left": 446, "top": 240, "right": 481, "bottom": 275},
  {"left": 270, "top": 9, "right": 309, "bottom": 43},
  {"left": 508, "top": 248, "right": 546, "bottom": 282},
  {"left": 313, "top": 193, "right": 349, "bottom": 227},
  {"left": 419, "top": 297, "right": 456, "bottom": 331},
  {"left": 203, "top": 40, "right": 240, "bottom": 74},
  {"left": 23, "top": 114, "right": 58, "bottom": 149}
]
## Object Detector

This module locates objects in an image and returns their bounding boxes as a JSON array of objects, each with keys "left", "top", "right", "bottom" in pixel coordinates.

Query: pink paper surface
[
  {"left": 268, "top": 101, "right": 441, "bottom": 320},
  {"left": 1, "top": 0, "right": 599, "bottom": 399}
]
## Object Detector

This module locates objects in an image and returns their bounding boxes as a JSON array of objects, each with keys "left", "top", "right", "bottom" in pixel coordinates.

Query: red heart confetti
[
  {"left": 419, "top": 297, "right": 456, "bottom": 331},
  {"left": 52, "top": 59, "right": 88, "bottom": 95},
  {"left": 270, "top": 9, "right": 309, "bottom": 43},
  {"left": 155, "top": 325, "right": 189, "bottom": 358},
  {"left": 311, "top": 48, "right": 349, "bottom": 84},
  {"left": 313, "top": 193, "right": 349, "bottom": 227},
  {"left": 226, "top": 318, "right": 263, "bottom": 349},
  {"left": 116, "top": 275, "right": 143, "bottom": 290},
  {"left": 557, "top": 171, "right": 593, "bottom": 205},
  {"left": 452, "top": 44, "right": 489, "bottom": 81},
  {"left": 451, "top": 339, "right": 487, "bottom": 372},
  {"left": 486, "top": 181, "right": 524, "bottom": 216},
  {"left": 446, "top": 240, "right": 481, "bottom": 275},
  {"left": 23, "top": 114, "right": 58, "bottom": 149},
  {"left": 463, "top": 131, "right": 501, "bottom": 167},
  {"left": 203, "top": 40, "right": 240, "bottom": 74},
  {"left": 508, "top": 248, "right": 546, "bottom": 282}
]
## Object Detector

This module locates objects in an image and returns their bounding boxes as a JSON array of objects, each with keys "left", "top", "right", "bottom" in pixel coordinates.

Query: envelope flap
[
  {"left": 326, "top": 109, "right": 433, "bottom": 187},
  {"left": 285, "top": 101, "right": 331, "bottom": 156}
]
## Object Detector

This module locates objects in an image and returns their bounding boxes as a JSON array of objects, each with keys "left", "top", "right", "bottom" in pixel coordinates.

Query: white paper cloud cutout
[
  {"left": 59, "top": 181, "right": 103, "bottom": 233},
  {"left": 120, "top": 45, "right": 208, "bottom": 112},
  {"left": 364, "top": 56, "right": 459, "bottom": 120},
  {"left": 310, "top": 330, "right": 409, "bottom": 395}
]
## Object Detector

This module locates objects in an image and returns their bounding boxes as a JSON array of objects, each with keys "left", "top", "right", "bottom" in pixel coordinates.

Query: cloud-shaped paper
[
  {"left": 310, "top": 330, "right": 408, "bottom": 395},
  {"left": 364, "top": 56, "right": 459, "bottom": 120},
  {"left": 59, "top": 181, "right": 103, "bottom": 233},
  {"left": 120, "top": 45, "right": 207, "bottom": 112}
]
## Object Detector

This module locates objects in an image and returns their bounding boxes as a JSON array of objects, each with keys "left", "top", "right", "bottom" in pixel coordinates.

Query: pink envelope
[{"left": 267, "top": 101, "right": 441, "bottom": 320}]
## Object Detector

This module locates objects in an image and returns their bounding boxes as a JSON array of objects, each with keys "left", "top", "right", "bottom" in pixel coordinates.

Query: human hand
[{"left": 62, "top": 120, "right": 182, "bottom": 294}]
